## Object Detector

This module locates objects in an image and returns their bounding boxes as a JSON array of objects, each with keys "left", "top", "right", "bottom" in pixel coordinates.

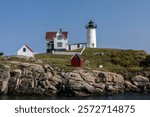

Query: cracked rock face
[
  {"left": 0, "top": 65, "right": 10, "bottom": 94},
  {"left": 0, "top": 62, "right": 150, "bottom": 97}
]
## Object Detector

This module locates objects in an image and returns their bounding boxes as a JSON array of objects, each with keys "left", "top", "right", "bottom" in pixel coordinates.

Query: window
[
  {"left": 57, "top": 42, "right": 63, "bottom": 47},
  {"left": 57, "top": 35, "right": 62, "bottom": 40},
  {"left": 77, "top": 44, "right": 80, "bottom": 48},
  {"left": 47, "top": 43, "right": 50, "bottom": 46},
  {"left": 23, "top": 48, "right": 26, "bottom": 52}
]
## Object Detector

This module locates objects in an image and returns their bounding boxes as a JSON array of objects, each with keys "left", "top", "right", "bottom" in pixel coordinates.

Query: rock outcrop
[{"left": 0, "top": 62, "right": 150, "bottom": 97}]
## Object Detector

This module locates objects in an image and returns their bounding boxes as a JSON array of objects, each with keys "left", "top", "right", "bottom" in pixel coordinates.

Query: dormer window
[{"left": 57, "top": 35, "right": 63, "bottom": 40}]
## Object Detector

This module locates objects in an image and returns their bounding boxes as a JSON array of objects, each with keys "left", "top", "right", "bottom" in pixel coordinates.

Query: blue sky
[{"left": 0, "top": 0, "right": 150, "bottom": 55}]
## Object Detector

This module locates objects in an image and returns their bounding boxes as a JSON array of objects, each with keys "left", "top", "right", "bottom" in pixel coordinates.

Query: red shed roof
[
  {"left": 71, "top": 54, "right": 84, "bottom": 60},
  {"left": 45, "top": 32, "right": 68, "bottom": 41}
]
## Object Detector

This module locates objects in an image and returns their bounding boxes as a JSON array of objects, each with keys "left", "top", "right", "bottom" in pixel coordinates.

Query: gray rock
[
  {"left": 98, "top": 71, "right": 124, "bottom": 84},
  {"left": 132, "top": 75, "right": 149, "bottom": 88},
  {"left": 124, "top": 80, "right": 139, "bottom": 91},
  {"left": 79, "top": 69, "right": 96, "bottom": 82},
  {"left": 8, "top": 78, "right": 17, "bottom": 94},
  {"left": 0, "top": 64, "right": 10, "bottom": 80},
  {"left": 0, "top": 65, "right": 10, "bottom": 94},
  {"left": 82, "top": 82, "right": 95, "bottom": 93},
  {"left": 69, "top": 82, "right": 84, "bottom": 91},
  {"left": 43, "top": 84, "right": 58, "bottom": 96},
  {"left": 10, "top": 69, "right": 22, "bottom": 78},
  {"left": 105, "top": 85, "right": 114, "bottom": 92},
  {"left": 0, "top": 81, "right": 8, "bottom": 94},
  {"left": 132, "top": 75, "right": 149, "bottom": 82},
  {"left": 93, "top": 88, "right": 104, "bottom": 94},
  {"left": 51, "top": 76, "right": 62, "bottom": 83},
  {"left": 31, "top": 64, "right": 44, "bottom": 73},
  {"left": 19, "top": 62, "right": 30, "bottom": 67},
  {"left": 43, "top": 64, "right": 54, "bottom": 71},
  {"left": 35, "top": 86, "right": 45, "bottom": 95},
  {"left": 39, "top": 73, "right": 51, "bottom": 81},
  {"left": 92, "top": 83, "right": 105, "bottom": 90},
  {"left": 65, "top": 72, "right": 83, "bottom": 81}
]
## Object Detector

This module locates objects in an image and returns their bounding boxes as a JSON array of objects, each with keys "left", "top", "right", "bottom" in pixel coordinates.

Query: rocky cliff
[{"left": 0, "top": 61, "right": 150, "bottom": 97}]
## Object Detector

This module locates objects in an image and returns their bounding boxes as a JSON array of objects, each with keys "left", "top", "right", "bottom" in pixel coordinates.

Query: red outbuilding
[{"left": 71, "top": 54, "right": 84, "bottom": 67}]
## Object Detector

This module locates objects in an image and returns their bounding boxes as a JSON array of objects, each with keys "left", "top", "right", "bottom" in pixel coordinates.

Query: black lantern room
[{"left": 86, "top": 20, "right": 97, "bottom": 28}]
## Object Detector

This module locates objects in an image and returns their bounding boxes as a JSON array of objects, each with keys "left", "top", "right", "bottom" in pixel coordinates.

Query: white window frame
[{"left": 57, "top": 42, "right": 63, "bottom": 47}]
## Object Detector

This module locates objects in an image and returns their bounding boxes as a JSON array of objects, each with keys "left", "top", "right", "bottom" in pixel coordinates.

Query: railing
[
  {"left": 52, "top": 51, "right": 80, "bottom": 55},
  {"left": 52, "top": 47, "right": 86, "bottom": 56}
]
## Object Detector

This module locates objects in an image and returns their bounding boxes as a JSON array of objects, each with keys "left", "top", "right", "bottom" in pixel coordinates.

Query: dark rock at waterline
[{"left": 0, "top": 63, "right": 150, "bottom": 97}]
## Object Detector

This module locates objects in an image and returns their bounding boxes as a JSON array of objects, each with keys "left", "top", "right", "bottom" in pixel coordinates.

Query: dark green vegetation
[{"left": 81, "top": 48, "right": 148, "bottom": 75}]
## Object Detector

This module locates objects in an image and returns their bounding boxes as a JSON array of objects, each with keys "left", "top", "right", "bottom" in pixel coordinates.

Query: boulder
[
  {"left": 43, "top": 64, "right": 54, "bottom": 72},
  {"left": 81, "top": 82, "right": 95, "bottom": 93},
  {"left": 132, "top": 75, "right": 149, "bottom": 90},
  {"left": 51, "top": 76, "right": 62, "bottom": 83},
  {"left": 113, "top": 84, "right": 124, "bottom": 93},
  {"left": 0, "top": 65, "right": 10, "bottom": 80},
  {"left": 92, "top": 83, "right": 105, "bottom": 90},
  {"left": 93, "top": 88, "right": 104, "bottom": 94},
  {"left": 30, "top": 64, "right": 44, "bottom": 73},
  {"left": 10, "top": 69, "right": 22, "bottom": 78},
  {"left": 8, "top": 78, "right": 17, "bottom": 94},
  {"left": 124, "top": 80, "right": 139, "bottom": 91},
  {"left": 0, "top": 65, "right": 10, "bottom": 94},
  {"left": 0, "top": 81, "right": 8, "bottom": 94},
  {"left": 19, "top": 62, "right": 30, "bottom": 67},
  {"left": 65, "top": 72, "right": 83, "bottom": 81},
  {"left": 35, "top": 86, "right": 45, "bottom": 95},
  {"left": 97, "top": 71, "right": 124, "bottom": 84},
  {"left": 39, "top": 72, "right": 52, "bottom": 81},
  {"left": 69, "top": 82, "right": 84, "bottom": 91},
  {"left": 79, "top": 69, "right": 96, "bottom": 82},
  {"left": 132, "top": 75, "right": 149, "bottom": 83},
  {"left": 105, "top": 85, "right": 114, "bottom": 92}
]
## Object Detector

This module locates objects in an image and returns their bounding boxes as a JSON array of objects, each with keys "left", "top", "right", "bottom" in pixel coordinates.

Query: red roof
[{"left": 45, "top": 32, "right": 68, "bottom": 41}]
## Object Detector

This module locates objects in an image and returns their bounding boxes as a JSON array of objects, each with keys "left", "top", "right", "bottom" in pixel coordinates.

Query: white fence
[
  {"left": 52, "top": 47, "right": 86, "bottom": 55},
  {"left": 52, "top": 51, "right": 80, "bottom": 55}
]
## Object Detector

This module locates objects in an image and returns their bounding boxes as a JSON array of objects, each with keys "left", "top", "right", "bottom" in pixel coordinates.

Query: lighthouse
[{"left": 86, "top": 20, "right": 97, "bottom": 48}]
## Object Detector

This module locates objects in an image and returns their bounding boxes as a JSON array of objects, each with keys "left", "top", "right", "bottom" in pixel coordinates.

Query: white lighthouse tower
[{"left": 86, "top": 20, "right": 97, "bottom": 48}]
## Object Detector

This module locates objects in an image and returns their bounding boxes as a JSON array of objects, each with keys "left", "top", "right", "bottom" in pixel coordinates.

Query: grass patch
[
  {"left": 35, "top": 53, "right": 75, "bottom": 71},
  {"left": 35, "top": 48, "right": 148, "bottom": 74}
]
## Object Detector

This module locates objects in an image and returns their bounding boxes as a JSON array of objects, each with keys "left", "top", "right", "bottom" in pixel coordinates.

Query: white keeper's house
[
  {"left": 45, "top": 29, "right": 87, "bottom": 53},
  {"left": 17, "top": 45, "right": 34, "bottom": 57},
  {"left": 45, "top": 28, "right": 68, "bottom": 53}
]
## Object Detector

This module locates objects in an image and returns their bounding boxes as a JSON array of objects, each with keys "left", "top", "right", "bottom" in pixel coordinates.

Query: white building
[
  {"left": 68, "top": 43, "right": 87, "bottom": 50},
  {"left": 45, "top": 20, "right": 97, "bottom": 53},
  {"left": 17, "top": 45, "right": 34, "bottom": 57},
  {"left": 45, "top": 28, "right": 68, "bottom": 52},
  {"left": 86, "top": 20, "right": 97, "bottom": 48}
]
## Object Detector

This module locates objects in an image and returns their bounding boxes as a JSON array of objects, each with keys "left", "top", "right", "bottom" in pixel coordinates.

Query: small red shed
[{"left": 71, "top": 54, "right": 84, "bottom": 67}]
